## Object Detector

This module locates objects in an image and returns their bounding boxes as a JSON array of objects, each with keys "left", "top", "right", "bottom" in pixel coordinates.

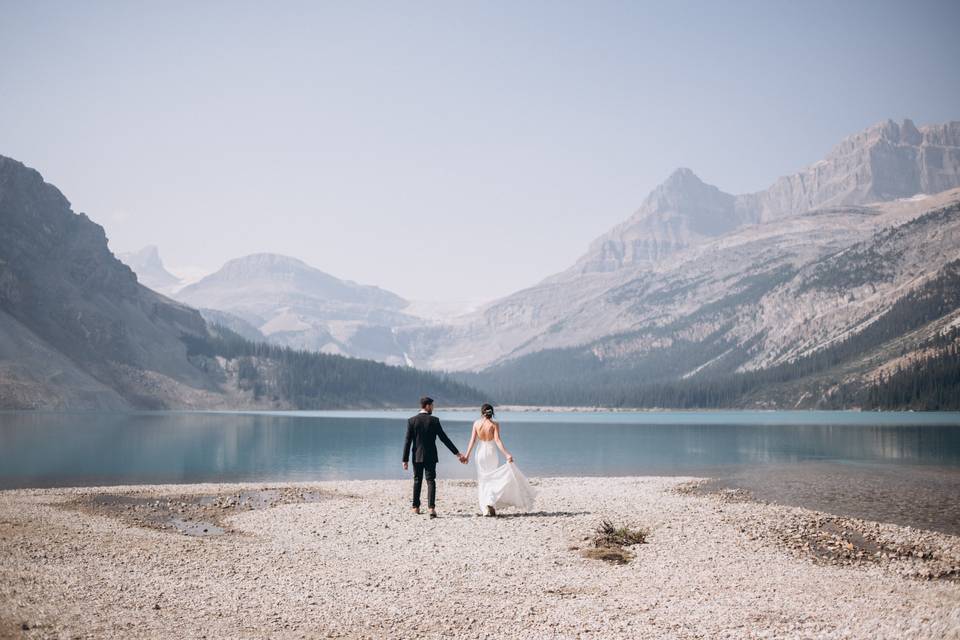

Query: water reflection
[{"left": 1, "top": 411, "right": 959, "bottom": 489}]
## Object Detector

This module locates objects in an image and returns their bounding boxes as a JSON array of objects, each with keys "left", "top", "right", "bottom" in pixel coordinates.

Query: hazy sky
[{"left": 2, "top": 1, "right": 958, "bottom": 301}]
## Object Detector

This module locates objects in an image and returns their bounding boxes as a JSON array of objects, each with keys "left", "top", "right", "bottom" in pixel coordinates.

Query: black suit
[{"left": 403, "top": 411, "right": 460, "bottom": 509}]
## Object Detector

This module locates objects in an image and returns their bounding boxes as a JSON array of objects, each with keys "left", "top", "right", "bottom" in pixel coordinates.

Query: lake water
[{"left": 3, "top": 410, "right": 960, "bottom": 533}]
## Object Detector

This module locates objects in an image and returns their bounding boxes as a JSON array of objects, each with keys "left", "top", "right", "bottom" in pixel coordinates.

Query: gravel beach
[{"left": 1, "top": 476, "right": 958, "bottom": 639}]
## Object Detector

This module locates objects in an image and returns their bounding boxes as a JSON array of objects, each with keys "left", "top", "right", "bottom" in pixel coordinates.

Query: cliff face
[
  {"left": 740, "top": 119, "right": 960, "bottom": 222},
  {"left": 568, "top": 119, "right": 960, "bottom": 277},
  {"left": 0, "top": 155, "right": 216, "bottom": 408},
  {"left": 568, "top": 168, "right": 742, "bottom": 275}
]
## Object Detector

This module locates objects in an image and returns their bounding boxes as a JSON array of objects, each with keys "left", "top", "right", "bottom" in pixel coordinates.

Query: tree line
[{"left": 182, "top": 327, "right": 482, "bottom": 409}]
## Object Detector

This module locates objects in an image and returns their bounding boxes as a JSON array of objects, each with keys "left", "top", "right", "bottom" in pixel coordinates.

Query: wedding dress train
[{"left": 474, "top": 440, "right": 536, "bottom": 512}]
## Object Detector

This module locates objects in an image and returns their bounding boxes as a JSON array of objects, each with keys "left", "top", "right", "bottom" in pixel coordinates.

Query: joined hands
[{"left": 458, "top": 454, "right": 468, "bottom": 464}]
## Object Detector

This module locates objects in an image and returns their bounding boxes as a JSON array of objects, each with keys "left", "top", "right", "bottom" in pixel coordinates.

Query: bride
[{"left": 463, "top": 404, "right": 536, "bottom": 516}]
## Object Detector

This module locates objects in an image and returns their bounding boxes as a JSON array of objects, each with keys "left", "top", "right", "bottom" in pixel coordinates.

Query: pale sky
[{"left": 2, "top": 1, "right": 958, "bottom": 301}]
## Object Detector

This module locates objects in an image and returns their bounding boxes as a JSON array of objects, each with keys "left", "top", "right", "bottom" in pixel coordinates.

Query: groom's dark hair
[{"left": 420, "top": 396, "right": 434, "bottom": 408}]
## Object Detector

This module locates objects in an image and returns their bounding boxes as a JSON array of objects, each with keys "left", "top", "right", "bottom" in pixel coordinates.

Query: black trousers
[{"left": 412, "top": 461, "right": 437, "bottom": 509}]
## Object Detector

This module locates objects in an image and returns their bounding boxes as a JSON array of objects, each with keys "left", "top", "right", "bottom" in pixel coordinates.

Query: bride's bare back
[
  {"left": 475, "top": 417, "right": 497, "bottom": 441},
  {"left": 466, "top": 417, "right": 513, "bottom": 463}
]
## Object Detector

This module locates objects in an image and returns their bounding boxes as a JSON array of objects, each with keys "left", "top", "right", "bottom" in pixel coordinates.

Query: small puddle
[{"left": 66, "top": 488, "right": 329, "bottom": 537}]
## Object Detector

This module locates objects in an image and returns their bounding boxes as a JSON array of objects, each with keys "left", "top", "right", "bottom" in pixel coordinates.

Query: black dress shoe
[{"left": 429, "top": 511, "right": 437, "bottom": 519}]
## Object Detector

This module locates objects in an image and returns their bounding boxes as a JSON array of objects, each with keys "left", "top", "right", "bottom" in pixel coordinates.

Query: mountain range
[
  {"left": 392, "top": 119, "right": 960, "bottom": 380},
  {"left": 565, "top": 119, "right": 960, "bottom": 277},
  {"left": 4, "top": 117, "right": 959, "bottom": 409},
  {"left": 0, "top": 155, "right": 481, "bottom": 409},
  {"left": 428, "top": 119, "right": 960, "bottom": 408}
]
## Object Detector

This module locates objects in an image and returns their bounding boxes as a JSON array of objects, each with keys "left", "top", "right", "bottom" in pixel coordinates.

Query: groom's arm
[
  {"left": 402, "top": 419, "right": 414, "bottom": 465},
  {"left": 435, "top": 419, "right": 460, "bottom": 456}
]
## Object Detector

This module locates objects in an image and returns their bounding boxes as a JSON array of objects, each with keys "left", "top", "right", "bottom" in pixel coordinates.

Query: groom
[{"left": 402, "top": 396, "right": 466, "bottom": 518}]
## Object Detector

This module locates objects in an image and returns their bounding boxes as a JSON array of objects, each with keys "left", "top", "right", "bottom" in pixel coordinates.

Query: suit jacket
[{"left": 403, "top": 411, "right": 459, "bottom": 464}]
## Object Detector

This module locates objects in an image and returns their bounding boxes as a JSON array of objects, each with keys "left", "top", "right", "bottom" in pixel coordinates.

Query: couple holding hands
[{"left": 402, "top": 397, "right": 536, "bottom": 518}]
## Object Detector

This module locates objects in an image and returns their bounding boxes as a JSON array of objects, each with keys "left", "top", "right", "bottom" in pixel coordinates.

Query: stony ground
[{"left": 1, "top": 477, "right": 958, "bottom": 639}]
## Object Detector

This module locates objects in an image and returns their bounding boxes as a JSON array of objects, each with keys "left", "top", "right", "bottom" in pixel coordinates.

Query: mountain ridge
[
  {"left": 564, "top": 167, "right": 743, "bottom": 275},
  {"left": 0, "top": 154, "right": 215, "bottom": 408},
  {"left": 565, "top": 118, "right": 960, "bottom": 278},
  {"left": 0, "top": 155, "right": 482, "bottom": 409},
  {"left": 738, "top": 119, "right": 960, "bottom": 223},
  {"left": 179, "top": 252, "right": 407, "bottom": 309},
  {"left": 174, "top": 252, "right": 417, "bottom": 364},
  {"left": 5, "top": 116, "right": 958, "bottom": 409},
  {"left": 459, "top": 198, "right": 960, "bottom": 409},
  {"left": 397, "top": 118, "right": 960, "bottom": 377}
]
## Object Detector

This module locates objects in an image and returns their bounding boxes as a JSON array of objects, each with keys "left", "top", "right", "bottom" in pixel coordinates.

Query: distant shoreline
[
  {"left": 5, "top": 406, "right": 958, "bottom": 417},
  {"left": 452, "top": 404, "right": 860, "bottom": 413},
  {"left": 4, "top": 404, "right": 956, "bottom": 415}
]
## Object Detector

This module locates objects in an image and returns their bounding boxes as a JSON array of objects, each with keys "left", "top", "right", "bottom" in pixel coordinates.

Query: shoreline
[
  {"left": 6, "top": 406, "right": 960, "bottom": 415},
  {"left": 2, "top": 476, "right": 958, "bottom": 638},
  {"left": 4, "top": 462, "right": 960, "bottom": 535}
]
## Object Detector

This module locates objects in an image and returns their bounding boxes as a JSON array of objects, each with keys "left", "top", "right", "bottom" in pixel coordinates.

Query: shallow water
[
  {"left": 2, "top": 410, "right": 959, "bottom": 532},
  {"left": 699, "top": 461, "right": 960, "bottom": 535}
]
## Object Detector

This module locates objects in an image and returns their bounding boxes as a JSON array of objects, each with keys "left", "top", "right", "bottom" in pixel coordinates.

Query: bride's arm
[
  {"left": 492, "top": 422, "right": 513, "bottom": 462},
  {"left": 464, "top": 421, "right": 478, "bottom": 461}
]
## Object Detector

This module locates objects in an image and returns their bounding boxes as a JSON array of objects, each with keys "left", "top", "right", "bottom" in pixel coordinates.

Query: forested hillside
[
  {"left": 459, "top": 233, "right": 960, "bottom": 410},
  {"left": 183, "top": 327, "right": 481, "bottom": 409}
]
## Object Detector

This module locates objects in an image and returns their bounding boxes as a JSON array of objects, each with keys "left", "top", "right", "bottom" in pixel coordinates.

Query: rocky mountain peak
[
  {"left": 662, "top": 166, "right": 699, "bottom": 186},
  {"left": 216, "top": 253, "right": 313, "bottom": 278},
  {"left": 0, "top": 155, "right": 212, "bottom": 408},
  {"left": 921, "top": 121, "right": 960, "bottom": 146},
  {"left": 173, "top": 251, "right": 413, "bottom": 363},
  {"left": 0, "top": 155, "right": 139, "bottom": 301},
  {"left": 127, "top": 245, "right": 164, "bottom": 270},
  {"left": 565, "top": 118, "right": 960, "bottom": 278},
  {"left": 645, "top": 168, "right": 732, "bottom": 214},
  {"left": 176, "top": 252, "right": 408, "bottom": 321},
  {"left": 118, "top": 245, "right": 180, "bottom": 292},
  {"left": 565, "top": 168, "right": 740, "bottom": 275},
  {"left": 746, "top": 118, "right": 960, "bottom": 221},
  {"left": 872, "top": 118, "right": 922, "bottom": 145},
  {"left": 0, "top": 155, "right": 72, "bottom": 214},
  {"left": 898, "top": 118, "right": 921, "bottom": 145}
]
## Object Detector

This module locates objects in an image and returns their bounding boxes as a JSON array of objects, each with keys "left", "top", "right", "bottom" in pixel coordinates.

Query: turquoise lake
[
  {"left": 5, "top": 409, "right": 960, "bottom": 532},
  {"left": 2, "top": 409, "right": 959, "bottom": 488}
]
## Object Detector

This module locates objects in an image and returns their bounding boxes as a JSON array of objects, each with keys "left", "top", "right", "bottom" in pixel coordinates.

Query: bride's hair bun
[{"left": 481, "top": 403, "right": 494, "bottom": 418}]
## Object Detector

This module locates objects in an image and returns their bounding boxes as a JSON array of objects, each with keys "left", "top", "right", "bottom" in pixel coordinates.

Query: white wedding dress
[{"left": 474, "top": 439, "right": 537, "bottom": 512}]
